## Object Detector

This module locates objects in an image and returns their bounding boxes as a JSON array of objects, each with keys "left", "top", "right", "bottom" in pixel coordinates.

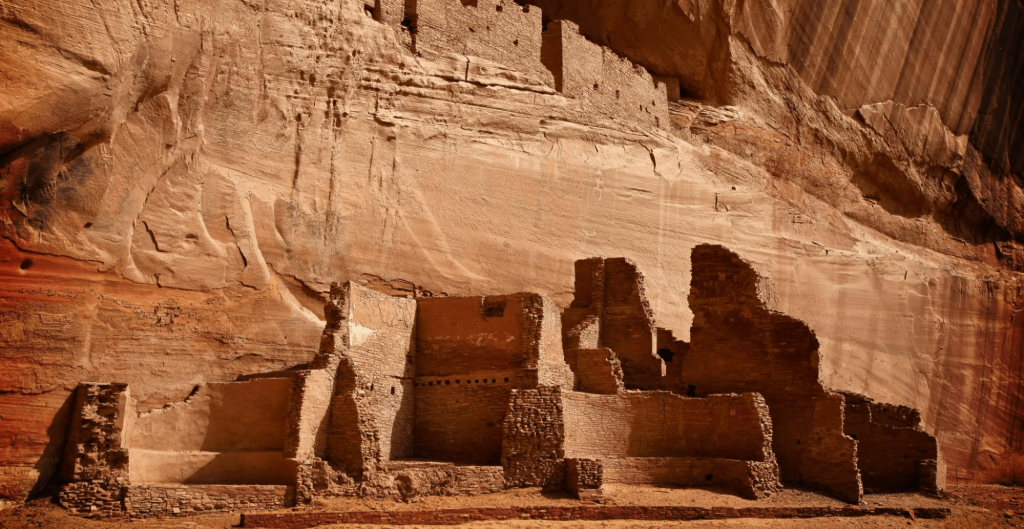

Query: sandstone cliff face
[{"left": 0, "top": 0, "right": 1021, "bottom": 499}]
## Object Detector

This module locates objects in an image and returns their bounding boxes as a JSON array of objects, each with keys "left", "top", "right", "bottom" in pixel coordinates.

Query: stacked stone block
[
  {"left": 565, "top": 458, "right": 603, "bottom": 501},
  {"left": 501, "top": 386, "right": 566, "bottom": 489},
  {"left": 124, "top": 484, "right": 292, "bottom": 517},
  {"left": 58, "top": 383, "right": 131, "bottom": 517}
]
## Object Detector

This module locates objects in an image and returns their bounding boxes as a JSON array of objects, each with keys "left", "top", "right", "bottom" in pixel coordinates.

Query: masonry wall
[
  {"left": 124, "top": 484, "right": 291, "bottom": 517},
  {"left": 284, "top": 368, "right": 335, "bottom": 461},
  {"left": 502, "top": 387, "right": 566, "bottom": 488},
  {"left": 844, "top": 398, "right": 940, "bottom": 493},
  {"left": 58, "top": 383, "right": 132, "bottom": 517},
  {"left": 325, "top": 282, "right": 417, "bottom": 478},
  {"left": 560, "top": 390, "right": 778, "bottom": 498},
  {"left": 683, "top": 244, "right": 862, "bottom": 502},
  {"left": 535, "top": 294, "right": 576, "bottom": 390},
  {"left": 414, "top": 383, "right": 511, "bottom": 465},
  {"left": 566, "top": 348, "right": 624, "bottom": 394},
  {"left": 411, "top": 0, "right": 554, "bottom": 86},
  {"left": 561, "top": 391, "right": 770, "bottom": 462},
  {"left": 561, "top": 258, "right": 670, "bottom": 391},
  {"left": 542, "top": 20, "right": 669, "bottom": 129}
]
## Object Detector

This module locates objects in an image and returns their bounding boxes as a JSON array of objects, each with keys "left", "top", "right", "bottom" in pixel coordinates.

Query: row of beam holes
[
  {"left": 415, "top": 377, "right": 510, "bottom": 387},
  {"left": 365, "top": 384, "right": 398, "bottom": 395}
]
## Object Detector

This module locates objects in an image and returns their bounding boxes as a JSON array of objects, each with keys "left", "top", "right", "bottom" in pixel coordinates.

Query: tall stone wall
[
  {"left": 561, "top": 258, "right": 668, "bottom": 390},
  {"left": 683, "top": 244, "right": 862, "bottom": 502},
  {"left": 324, "top": 282, "right": 417, "bottom": 478},
  {"left": 58, "top": 383, "right": 132, "bottom": 517},
  {"left": 501, "top": 386, "right": 566, "bottom": 488}
]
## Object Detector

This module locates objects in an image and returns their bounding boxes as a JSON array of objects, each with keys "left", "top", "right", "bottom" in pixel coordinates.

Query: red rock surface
[{"left": 1, "top": 0, "right": 1023, "bottom": 501}]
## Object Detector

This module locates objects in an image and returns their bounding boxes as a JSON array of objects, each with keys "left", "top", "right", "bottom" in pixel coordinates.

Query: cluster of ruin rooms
[
  {"left": 370, "top": 0, "right": 677, "bottom": 128},
  {"left": 56, "top": 245, "right": 944, "bottom": 517}
]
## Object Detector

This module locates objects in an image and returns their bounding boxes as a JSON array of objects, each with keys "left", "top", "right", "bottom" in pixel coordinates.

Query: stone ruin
[
  {"left": 54, "top": 244, "right": 944, "bottom": 518},
  {"left": 369, "top": 0, "right": 673, "bottom": 129}
]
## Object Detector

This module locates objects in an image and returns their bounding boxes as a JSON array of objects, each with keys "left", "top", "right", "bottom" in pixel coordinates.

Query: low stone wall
[
  {"left": 124, "top": 484, "right": 293, "bottom": 517},
  {"left": 240, "top": 505, "right": 952, "bottom": 528},
  {"left": 600, "top": 457, "right": 771, "bottom": 499},
  {"left": 378, "top": 462, "right": 504, "bottom": 499}
]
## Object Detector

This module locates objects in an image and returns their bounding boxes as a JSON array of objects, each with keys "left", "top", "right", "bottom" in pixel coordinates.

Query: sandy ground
[{"left": 0, "top": 485, "right": 1014, "bottom": 529}]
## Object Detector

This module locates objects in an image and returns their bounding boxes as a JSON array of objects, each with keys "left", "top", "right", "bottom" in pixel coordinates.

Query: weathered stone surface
[{"left": 1, "top": 0, "right": 1022, "bottom": 501}]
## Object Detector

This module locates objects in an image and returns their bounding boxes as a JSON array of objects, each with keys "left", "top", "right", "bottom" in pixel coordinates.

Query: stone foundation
[{"left": 124, "top": 484, "right": 293, "bottom": 517}]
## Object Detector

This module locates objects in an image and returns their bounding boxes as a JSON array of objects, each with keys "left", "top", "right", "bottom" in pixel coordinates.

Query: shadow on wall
[{"left": 29, "top": 391, "right": 76, "bottom": 498}]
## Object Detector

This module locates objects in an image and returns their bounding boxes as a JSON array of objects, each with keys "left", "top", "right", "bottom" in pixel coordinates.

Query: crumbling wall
[
  {"left": 501, "top": 386, "right": 566, "bottom": 488},
  {"left": 58, "top": 383, "right": 132, "bottom": 517},
  {"left": 843, "top": 393, "right": 943, "bottom": 493},
  {"left": 324, "top": 282, "right": 417, "bottom": 478},
  {"left": 565, "top": 458, "right": 603, "bottom": 501},
  {"left": 542, "top": 20, "right": 669, "bottom": 129},
  {"left": 561, "top": 258, "right": 669, "bottom": 390},
  {"left": 410, "top": 0, "right": 553, "bottom": 86},
  {"left": 566, "top": 348, "right": 624, "bottom": 394},
  {"left": 683, "top": 244, "right": 862, "bottom": 502},
  {"left": 380, "top": 461, "right": 504, "bottom": 499}
]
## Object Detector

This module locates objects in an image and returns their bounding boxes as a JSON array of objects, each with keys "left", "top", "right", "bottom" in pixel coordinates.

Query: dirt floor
[{"left": 0, "top": 485, "right": 1018, "bottom": 529}]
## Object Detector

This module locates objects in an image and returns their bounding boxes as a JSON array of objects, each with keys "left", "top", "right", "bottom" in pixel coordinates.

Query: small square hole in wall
[
  {"left": 504, "top": 378, "right": 509, "bottom": 382},
  {"left": 391, "top": 386, "right": 396, "bottom": 395},
  {"left": 482, "top": 300, "right": 506, "bottom": 317},
  {"left": 445, "top": 380, "right": 450, "bottom": 385}
]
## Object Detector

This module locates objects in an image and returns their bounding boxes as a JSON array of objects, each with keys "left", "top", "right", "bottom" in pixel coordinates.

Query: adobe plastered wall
[
  {"left": 682, "top": 244, "right": 861, "bottom": 502},
  {"left": 129, "top": 378, "right": 291, "bottom": 452},
  {"left": 417, "top": 295, "right": 528, "bottom": 379},
  {"left": 127, "top": 378, "right": 293, "bottom": 485}
]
